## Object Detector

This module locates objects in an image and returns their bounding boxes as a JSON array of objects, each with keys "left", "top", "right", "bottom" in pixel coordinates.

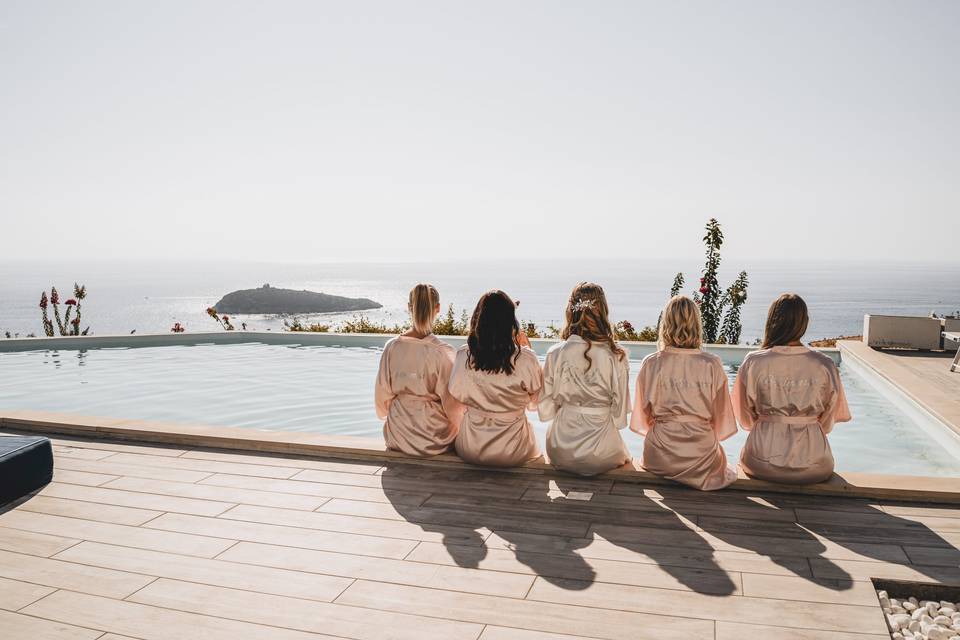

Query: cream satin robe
[
  {"left": 448, "top": 345, "right": 543, "bottom": 467},
  {"left": 538, "top": 335, "right": 631, "bottom": 476},
  {"left": 631, "top": 347, "right": 738, "bottom": 490},
  {"left": 732, "top": 345, "right": 851, "bottom": 484},
  {"left": 375, "top": 335, "right": 465, "bottom": 456}
]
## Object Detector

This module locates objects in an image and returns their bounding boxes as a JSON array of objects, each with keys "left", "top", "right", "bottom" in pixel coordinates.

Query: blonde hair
[
  {"left": 408, "top": 283, "right": 439, "bottom": 335},
  {"left": 659, "top": 295, "right": 703, "bottom": 350},
  {"left": 561, "top": 282, "right": 625, "bottom": 370}
]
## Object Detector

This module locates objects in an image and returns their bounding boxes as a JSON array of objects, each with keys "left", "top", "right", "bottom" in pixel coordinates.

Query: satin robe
[
  {"left": 631, "top": 347, "right": 738, "bottom": 491},
  {"left": 449, "top": 345, "right": 543, "bottom": 467},
  {"left": 732, "top": 345, "right": 851, "bottom": 485},
  {"left": 375, "top": 335, "right": 465, "bottom": 456},
  {"left": 538, "top": 335, "right": 631, "bottom": 476}
]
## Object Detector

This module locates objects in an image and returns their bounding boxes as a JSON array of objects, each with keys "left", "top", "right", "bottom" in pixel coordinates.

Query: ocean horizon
[{"left": 1, "top": 258, "right": 958, "bottom": 343}]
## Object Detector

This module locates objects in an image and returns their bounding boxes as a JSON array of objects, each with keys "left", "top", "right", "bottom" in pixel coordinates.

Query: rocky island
[{"left": 213, "top": 284, "right": 382, "bottom": 315}]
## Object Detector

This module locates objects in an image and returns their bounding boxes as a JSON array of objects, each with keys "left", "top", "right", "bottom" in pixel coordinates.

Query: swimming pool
[{"left": 1, "top": 339, "right": 958, "bottom": 476}]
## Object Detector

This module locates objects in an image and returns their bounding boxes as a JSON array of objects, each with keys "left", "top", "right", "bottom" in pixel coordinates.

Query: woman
[
  {"left": 732, "top": 293, "right": 851, "bottom": 484},
  {"left": 449, "top": 290, "right": 543, "bottom": 467},
  {"left": 375, "top": 283, "right": 464, "bottom": 456},
  {"left": 539, "top": 282, "right": 631, "bottom": 475},
  {"left": 631, "top": 295, "right": 738, "bottom": 490}
]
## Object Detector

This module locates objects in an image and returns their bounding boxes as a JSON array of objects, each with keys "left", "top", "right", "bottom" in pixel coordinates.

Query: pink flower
[
  {"left": 699, "top": 286, "right": 708, "bottom": 294},
  {"left": 39, "top": 293, "right": 48, "bottom": 309},
  {"left": 71, "top": 318, "right": 80, "bottom": 326},
  {"left": 65, "top": 299, "right": 77, "bottom": 306},
  {"left": 222, "top": 315, "right": 230, "bottom": 322},
  {"left": 50, "top": 289, "right": 60, "bottom": 305}
]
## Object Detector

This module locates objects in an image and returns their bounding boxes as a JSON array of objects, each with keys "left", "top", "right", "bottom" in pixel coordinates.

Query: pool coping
[{"left": 3, "top": 409, "right": 959, "bottom": 504}]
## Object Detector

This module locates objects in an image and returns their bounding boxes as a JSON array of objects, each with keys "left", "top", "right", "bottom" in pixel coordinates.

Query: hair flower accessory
[{"left": 571, "top": 298, "right": 595, "bottom": 312}]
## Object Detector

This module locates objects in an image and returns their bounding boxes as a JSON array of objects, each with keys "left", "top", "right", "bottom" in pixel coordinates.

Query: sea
[{"left": 0, "top": 259, "right": 957, "bottom": 342}]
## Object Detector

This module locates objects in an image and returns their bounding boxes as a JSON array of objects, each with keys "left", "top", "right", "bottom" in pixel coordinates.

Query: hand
[{"left": 516, "top": 331, "right": 531, "bottom": 348}]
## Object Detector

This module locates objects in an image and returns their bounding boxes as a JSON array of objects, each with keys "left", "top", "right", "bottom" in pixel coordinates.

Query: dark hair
[
  {"left": 561, "top": 282, "right": 625, "bottom": 370},
  {"left": 467, "top": 290, "right": 522, "bottom": 374},
  {"left": 762, "top": 293, "right": 809, "bottom": 348}
]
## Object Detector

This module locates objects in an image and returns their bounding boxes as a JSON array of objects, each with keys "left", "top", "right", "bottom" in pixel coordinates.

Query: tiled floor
[{"left": 4, "top": 435, "right": 960, "bottom": 639}]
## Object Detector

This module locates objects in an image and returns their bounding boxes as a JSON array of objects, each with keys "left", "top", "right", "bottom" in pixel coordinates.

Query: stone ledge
[{"left": 3, "top": 409, "right": 959, "bottom": 504}]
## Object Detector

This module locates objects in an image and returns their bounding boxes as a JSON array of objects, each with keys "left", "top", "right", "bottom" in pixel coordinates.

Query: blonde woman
[
  {"left": 631, "top": 295, "right": 737, "bottom": 490},
  {"left": 375, "top": 284, "right": 464, "bottom": 456},
  {"left": 732, "top": 294, "right": 851, "bottom": 484},
  {"left": 539, "top": 282, "right": 631, "bottom": 476}
]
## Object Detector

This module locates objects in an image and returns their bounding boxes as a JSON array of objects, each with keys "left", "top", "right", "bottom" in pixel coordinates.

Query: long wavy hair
[
  {"left": 561, "top": 282, "right": 625, "bottom": 370},
  {"left": 762, "top": 293, "right": 809, "bottom": 348},
  {"left": 659, "top": 295, "right": 703, "bottom": 350},
  {"left": 467, "top": 290, "right": 522, "bottom": 374}
]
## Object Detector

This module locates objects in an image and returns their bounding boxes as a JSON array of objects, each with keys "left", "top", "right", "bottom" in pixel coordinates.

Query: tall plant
[
  {"left": 39, "top": 284, "right": 89, "bottom": 336},
  {"left": 669, "top": 219, "right": 749, "bottom": 344}
]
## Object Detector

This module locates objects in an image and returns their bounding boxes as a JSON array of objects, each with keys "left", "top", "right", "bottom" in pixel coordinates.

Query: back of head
[
  {"left": 467, "top": 290, "right": 520, "bottom": 374},
  {"left": 562, "top": 282, "right": 624, "bottom": 368},
  {"left": 762, "top": 293, "right": 809, "bottom": 348},
  {"left": 408, "top": 283, "right": 439, "bottom": 335},
  {"left": 659, "top": 295, "right": 703, "bottom": 350}
]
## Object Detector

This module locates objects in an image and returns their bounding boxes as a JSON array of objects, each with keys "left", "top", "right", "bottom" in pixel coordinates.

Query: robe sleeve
[
  {"left": 711, "top": 359, "right": 738, "bottom": 441},
  {"left": 447, "top": 348, "right": 469, "bottom": 403},
  {"left": 819, "top": 362, "right": 852, "bottom": 435},
  {"left": 629, "top": 356, "right": 656, "bottom": 435},
  {"left": 522, "top": 348, "right": 543, "bottom": 411},
  {"left": 537, "top": 349, "right": 560, "bottom": 422},
  {"left": 731, "top": 357, "right": 756, "bottom": 430},
  {"left": 374, "top": 343, "right": 394, "bottom": 420},
  {"left": 612, "top": 355, "right": 630, "bottom": 430},
  {"left": 435, "top": 348, "right": 465, "bottom": 432}
]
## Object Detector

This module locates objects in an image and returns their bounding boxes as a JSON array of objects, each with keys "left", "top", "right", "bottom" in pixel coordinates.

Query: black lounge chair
[{"left": 0, "top": 436, "right": 53, "bottom": 507}]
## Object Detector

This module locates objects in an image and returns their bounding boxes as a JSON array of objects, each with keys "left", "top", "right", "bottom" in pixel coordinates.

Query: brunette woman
[
  {"left": 375, "top": 284, "right": 464, "bottom": 456},
  {"left": 539, "top": 282, "right": 631, "bottom": 475},
  {"left": 631, "top": 295, "right": 738, "bottom": 490},
  {"left": 732, "top": 294, "right": 851, "bottom": 484},
  {"left": 449, "top": 290, "right": 543, "bottom": 466}
]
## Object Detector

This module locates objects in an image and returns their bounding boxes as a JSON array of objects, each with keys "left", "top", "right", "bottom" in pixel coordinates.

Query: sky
[{"left": 1, "top": 1, "right": 958, "bottom": 263}]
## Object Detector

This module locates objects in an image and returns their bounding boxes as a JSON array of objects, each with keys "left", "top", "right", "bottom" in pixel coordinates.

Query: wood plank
[
  {"left": 590, "top": 522, "right": 911, "bottom": 563},
  {"left": 715, "top": 621, "right": 887, "bottom": 640},
  {"left": 129, "top": 578, "right": 482, "bottom": 640},
  {"left": 526, "top": 578, "right": 888, "bottom": 635},
  {"left": 42, "top": 481, "right": 236, "bottom": 517},
  {"left": 480, "top": 531, "right": 813, "bottom": 577},
  {"left": 20, "top": 590, "right": 340, "bottom": 640},
  {"left": 795, "top": 507, "right": 960, "bottom": 533},
  {"left": 404, "top": 540, "right": 742, "bottom": 595},
  {"left": 219, "top": 541, "right": 534, "bottom": 598},
  {"left": 144, "top": 513, "right": 417, "bottom": 559},
  {"left": 0, "top": 525, "right": 80, "bottom": 557},
  {"left": 0, "top": 511, "right": 235, "bottom": 558},
  {"left": 55, "top": 458, "right": 213, "bottom": 483},
  {"left": 53, "top": 468, "right": 119, "bottom": 487},
  {"left": 55, "top": 541, "right": 352, "bottom": 602},
  {"left": 881, "top": 503, "right": 960, "bottom": 519},
  {"left": 293, "top": 468, "right": 528, "bottom": 500},
  {"left": 479, "top": 628, "right": 602, "bottom": 640},
  {"left": 218, "top": 503, "right": 485, "bottom": 545},
  {"left": 105, "top": 451, "right": 305, "bottom": 479},
  {"left": 0, "top": 575, "right": 54, "bottom": 611},
  {"left": 198, "top": 473, "right": 429, "bottom": 505},
  {"left": 0, "top": 609, "right": 103, "bottom": 640},
  {"left": 46, "top": 436, "right": 190, "bottom": 457},
  {"left": 52, "top": 445, "right": 117, "bottom": 460},
  {"left": 0, "top": 548, "right": 155, "bottom": 598},
  {"left": 17, "top": 495, "right": 163, "bottom": 526},
  {"left": 183, "top": 449, "right": 384, "bottom": 474},
  {"left": 902, "top": 545, "right": 960, "bottom": 566},
  {"left": 334, "top": 579, "right": 714, "bottom": 640},
  {"left": 102, "top": 476, "right": 329, "bottom": 511},
  {"left": 809, "top": 556, "right": 960, "bottom": 583},
  {"left": 741, "top": 573, "right": 881, "bottom": 606}
]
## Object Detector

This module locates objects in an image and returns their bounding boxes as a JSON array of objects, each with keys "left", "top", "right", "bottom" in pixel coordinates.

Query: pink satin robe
[
  {"left": 375, "top": 335, "right": 465, "bottom": 456},
  {"left": 539, "top": 335, "right": 631, "bottom": 476},
  {"left": 732, "top": 345, "right": 851, "bottom": 485},
  {"left": 630, "top": 347, "right": 738, "bottom": 491},
  {"left": 448, "top": 345, "right": 543, "bottom": 467}
]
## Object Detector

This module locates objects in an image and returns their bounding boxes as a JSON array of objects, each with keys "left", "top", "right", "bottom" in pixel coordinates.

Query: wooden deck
[
  {"left": 839, "top": 339, "right": 960, "bottom": 435},
  {"left": 4, "top": 435, "right": 960, "bottom": 639}
]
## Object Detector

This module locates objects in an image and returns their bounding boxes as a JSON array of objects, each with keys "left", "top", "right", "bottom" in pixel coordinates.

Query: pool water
[{"left": 1, "top": 342, "right": 957, "bottom": 477}]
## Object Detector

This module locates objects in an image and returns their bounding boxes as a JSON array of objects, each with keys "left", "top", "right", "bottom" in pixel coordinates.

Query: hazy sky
[{"left": 1, "top": 1, "right": 957, "bottom": 263}]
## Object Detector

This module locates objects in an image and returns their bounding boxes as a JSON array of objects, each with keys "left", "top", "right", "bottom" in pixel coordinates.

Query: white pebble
[
  {"left": 893, "top": 605, "right": 906, "bottom": 614},
  {"left": 891, "top": 633, "right": 903, "bottom": 640},
  {"left": 943, "top": 601, "right": 955, "bottom": 609},
  {"left": 911, "top": 597, "right": 920, "bottom": 605},
  {"left": 890, "top": 613, "right": 912, "bottom": 630},
  {"left": 914, "top": 608, "right": 928, "bottom": 621},
  {"left": 937, "top": 615, "right": 954, "bottom": 626},
  {"left": 905, "top": 602, "right": 919, "bottom": 612},
  {"left": 942, "top": 607, "right": 958, "bottom": 617}
]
